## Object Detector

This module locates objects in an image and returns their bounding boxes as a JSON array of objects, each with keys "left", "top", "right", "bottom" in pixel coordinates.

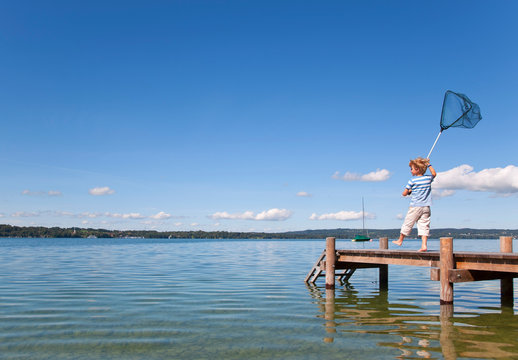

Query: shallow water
[{"left": 0, "top": 238, "right": 516, "bottom": 359}]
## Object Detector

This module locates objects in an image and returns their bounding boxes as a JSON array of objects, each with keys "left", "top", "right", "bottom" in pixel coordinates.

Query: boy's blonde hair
[{"left": 409, "top": 157, "right": 430, "bottom": 175}]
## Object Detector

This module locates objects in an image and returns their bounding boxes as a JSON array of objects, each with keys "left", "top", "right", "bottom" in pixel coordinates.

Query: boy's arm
[
  {"left": 429, "top": 165, "right": 437, "bottom": 178},
  {"left": 402, "top": 180, "right": 412, "bottom": 196}
]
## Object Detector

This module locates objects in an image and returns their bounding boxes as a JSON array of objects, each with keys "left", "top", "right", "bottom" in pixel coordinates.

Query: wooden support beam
[
  {"left": 335, "top": 262, "right": 380, "bottom": 270},
  {"left": 337, "top": 268, "right": 356, "bottom": 284},
  {"left": 379, "top": 237, "right": 389, "bottom": 291},
  {"left": 325, "top": 237, "right": 336, "bottom": 289},
  {"left": 449, "top": 269, "right": 518, "bottom": 283},
  {"left": 455, "top": 260, "right": 518, "bottom": 273},
  {"left": 500, "top": 236, "right": 514, "bottom": 307},
  {"left": 430, "top": 267, "right": 440, "bottom": 281},
  {"left": 440, "top": 237, "right": 454, "bottom": 305},
  {"left": 432, "top": 267, "right": 518, "bottom": 283}
]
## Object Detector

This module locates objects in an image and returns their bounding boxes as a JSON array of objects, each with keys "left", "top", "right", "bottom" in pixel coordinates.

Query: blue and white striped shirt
[{"left": 406, "top": 175, "right": 434, "bottom": 207}]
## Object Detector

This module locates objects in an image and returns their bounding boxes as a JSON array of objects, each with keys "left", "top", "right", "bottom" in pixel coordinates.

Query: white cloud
[
  {"left": 59, "top": 211, "right": 74, "bottom": 216},
  {"left": 109, "top": 212, "right": 145, "bottom": 219},
  {"left": 21, "top": 189, "right": 61, "bottom": 196},
  {"left": 11, "top": 211, "right": 41, "bottom": 217},
  {"left": 211, "top": 211, "right": 254, "bottom": 220},
  {"left": 396, "top": 213, "right": 404, "bottom": 220},
  {"left": 309, "top": 211, "right": 375, "bottom": 221},
  {"left": 255, "top": 208, "right": 292, "bottom": 221},
  {"left": 332, "top": 169, "right": 391, "bottom": 182},
  {"left": 78, "top": 212, "right": 102, "bottom": 218},
  {"left": 22, "top": 190, "right": 42, "bottom": 196},
  {"left": 433, "top": 165, "right": 518, "bottom": 195},
  {"left": 210, "top": 208, "right": 293, "bottom": 221},
  {"left": 432, "top": 189, "right": 456, "bottom": 199},
  {"left": 53, "top": 210, "right": 173, "bottom": 220},
  {"left": 149, "top": 211, "right": 172, "bottom": 220},
  {"left": 296, "top": 191, "right": 312, "bottom": 197},
  {"left": 89, "top": 187, "right": 115, "bottom": 196}
]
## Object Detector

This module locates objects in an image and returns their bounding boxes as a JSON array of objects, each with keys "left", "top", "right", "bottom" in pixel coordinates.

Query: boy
[{"left": 393, "top": 157, "right": 436, "bottom": 252}]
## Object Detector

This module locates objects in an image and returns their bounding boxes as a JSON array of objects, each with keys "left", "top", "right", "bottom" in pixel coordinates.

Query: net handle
[{"left": 427, "top": 130, "right": 443, "bottom": 159}]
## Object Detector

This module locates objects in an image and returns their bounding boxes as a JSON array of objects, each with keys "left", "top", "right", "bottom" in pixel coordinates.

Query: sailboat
[{"left": 352, "top": 197, "right": 371, "bottom": 242}]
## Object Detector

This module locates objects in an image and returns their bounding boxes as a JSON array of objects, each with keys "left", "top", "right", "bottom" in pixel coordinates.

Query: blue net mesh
[{"left": 440, "top": 90, "right": 482, "bottom": 131}]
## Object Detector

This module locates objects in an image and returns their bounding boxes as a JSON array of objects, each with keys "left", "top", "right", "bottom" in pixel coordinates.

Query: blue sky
[{"left": 1, "top": 1, "right": 517, "bottom": 232}]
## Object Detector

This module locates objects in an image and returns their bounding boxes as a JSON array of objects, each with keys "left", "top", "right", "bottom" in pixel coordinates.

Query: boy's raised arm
[{"left": 429, "top": 165, "right": 437, "bottom": 178}]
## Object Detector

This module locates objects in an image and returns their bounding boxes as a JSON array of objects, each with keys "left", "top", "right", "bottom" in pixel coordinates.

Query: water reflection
[{"left": 308, "top": 284, "right": 518, "bottom": 359}]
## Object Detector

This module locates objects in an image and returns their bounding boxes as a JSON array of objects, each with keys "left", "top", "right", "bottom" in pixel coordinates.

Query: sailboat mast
[{"left": 362, "top": 197, "right": 365, "bottom": 233}]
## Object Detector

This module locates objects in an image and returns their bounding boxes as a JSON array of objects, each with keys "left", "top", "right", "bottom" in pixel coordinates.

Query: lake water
[{"left": 0, "top": 237, "right": 517, "bottom": 359}]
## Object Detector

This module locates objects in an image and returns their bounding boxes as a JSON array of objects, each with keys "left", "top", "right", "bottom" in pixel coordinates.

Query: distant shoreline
[{"left": 1, "top": 224, "right": 516, "bottom": 240}]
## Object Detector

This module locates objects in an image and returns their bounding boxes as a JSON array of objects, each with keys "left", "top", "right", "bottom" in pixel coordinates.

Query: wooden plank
[
  {"left": 335, "top": 262, "right": 381, "bottom": 270},
  {"left": 336, "top": 249, "right": 518, "bottom": 261},
  {"left": 334, "top": 249, "right": 518, "bottom": 273},
  {"left": 456, "top": 261, "right": 518, "bottom": 273},
  {"left": 336, "top": 255, "right": 518, "bottom": 273},
  {"left": 430, "top": 267, "right": 440, "bottom": 281},
  {"left": 454, "top": 252, "right": 518, "bottom": 261},
  {"left": 337, "top": 253, "right": 440, "bottom": 267},
  {"left": 336, "top": 249, "right": 441, "bottom": 258},
  {"left": 448, "top": 269, "right": 518, "bottom": 283},
  {"left": 304, "top": 250, "right": 326, "bottom": 283}
]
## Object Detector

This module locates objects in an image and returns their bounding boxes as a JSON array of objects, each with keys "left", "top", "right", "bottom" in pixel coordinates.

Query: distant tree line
[{"left": 0, "top": 224, "right": 516, "bottom": 240}]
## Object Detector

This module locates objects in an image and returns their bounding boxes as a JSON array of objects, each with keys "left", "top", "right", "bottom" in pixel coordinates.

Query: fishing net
[
  {"left": 440, "top": 90, "right": 482, "bottom": 131},
  {"left": 427, "top": 90, "right": 482, "bottom": 158}
]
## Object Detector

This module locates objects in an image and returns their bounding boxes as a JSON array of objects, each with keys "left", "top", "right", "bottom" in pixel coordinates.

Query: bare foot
[
  {"left": 418, "top": 248, "right": 427, "bottom": 252},
  {"left": 392, "top": 240, "right": 403, "bottom": 246}
]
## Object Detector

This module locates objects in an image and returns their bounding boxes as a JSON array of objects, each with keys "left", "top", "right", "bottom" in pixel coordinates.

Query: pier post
[
  {"left": 500, "top": 236, "right": 514, "bottom": 307},
  {"left": 325, "top": 237, "right": 336, "bottom": 289},
  {"left": 440, "top": 237, "right": 454, "bottom": 305},
  {"left": 379, "top": 237, "right": 388, "bottom": 291}
]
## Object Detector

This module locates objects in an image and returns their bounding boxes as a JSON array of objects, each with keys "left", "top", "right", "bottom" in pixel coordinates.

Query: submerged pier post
[
  {"left": 500, "top": 236, "right": 514, "bottom": 307},
  {"left": 325, "top": 237, "right": 336, "bottom": 289},
  {"left": 324, "top": 288, "right": 336, "bottom": 343},
  {"left": 440, "top": 237, "right": 454, "bottom": 305},
  {"left": 379, "top": 237, "right": 388, "bottom": 291}
]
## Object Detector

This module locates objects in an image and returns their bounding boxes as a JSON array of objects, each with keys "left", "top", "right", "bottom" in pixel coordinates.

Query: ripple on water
[{"left": 0, "top": 238, "right": 517, "bottom": 359}]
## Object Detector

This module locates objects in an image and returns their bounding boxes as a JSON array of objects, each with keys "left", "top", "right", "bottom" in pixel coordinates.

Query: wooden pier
[{"left": 305, "top": 236, "right": 518, "bottom": 307}]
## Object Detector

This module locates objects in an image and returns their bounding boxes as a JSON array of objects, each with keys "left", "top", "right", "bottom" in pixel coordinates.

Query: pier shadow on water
[{"left": 307, "top": 283, "right": 518, "bottom": 359}]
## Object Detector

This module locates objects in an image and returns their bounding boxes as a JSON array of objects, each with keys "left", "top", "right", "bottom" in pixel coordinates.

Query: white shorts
[{"left": 400, "top": 206, "right": 431, "bottom": 237}]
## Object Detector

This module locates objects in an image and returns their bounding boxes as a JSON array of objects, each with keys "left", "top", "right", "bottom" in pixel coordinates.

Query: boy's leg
[
  {"left": 392, "top": 233, "right": 405, "bottom": 246},
  {"left": 393, "top": 207, "right": 418, "bottom": 246},
  {"left": 418, "top": 235, "right": 428, "bottom": 252},
  {"left": 416, "top": 207, "right": 431, "bottom": 252}
]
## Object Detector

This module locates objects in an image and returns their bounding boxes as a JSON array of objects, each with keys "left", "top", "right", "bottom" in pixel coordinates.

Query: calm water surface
[{"left": 0, "top": 238, "right": 517, "bottom": 359}]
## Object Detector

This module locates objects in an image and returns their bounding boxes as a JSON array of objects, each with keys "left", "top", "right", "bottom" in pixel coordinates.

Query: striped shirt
[{"left": 406, "top": 175, "right": 434, "bottom": 207}]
